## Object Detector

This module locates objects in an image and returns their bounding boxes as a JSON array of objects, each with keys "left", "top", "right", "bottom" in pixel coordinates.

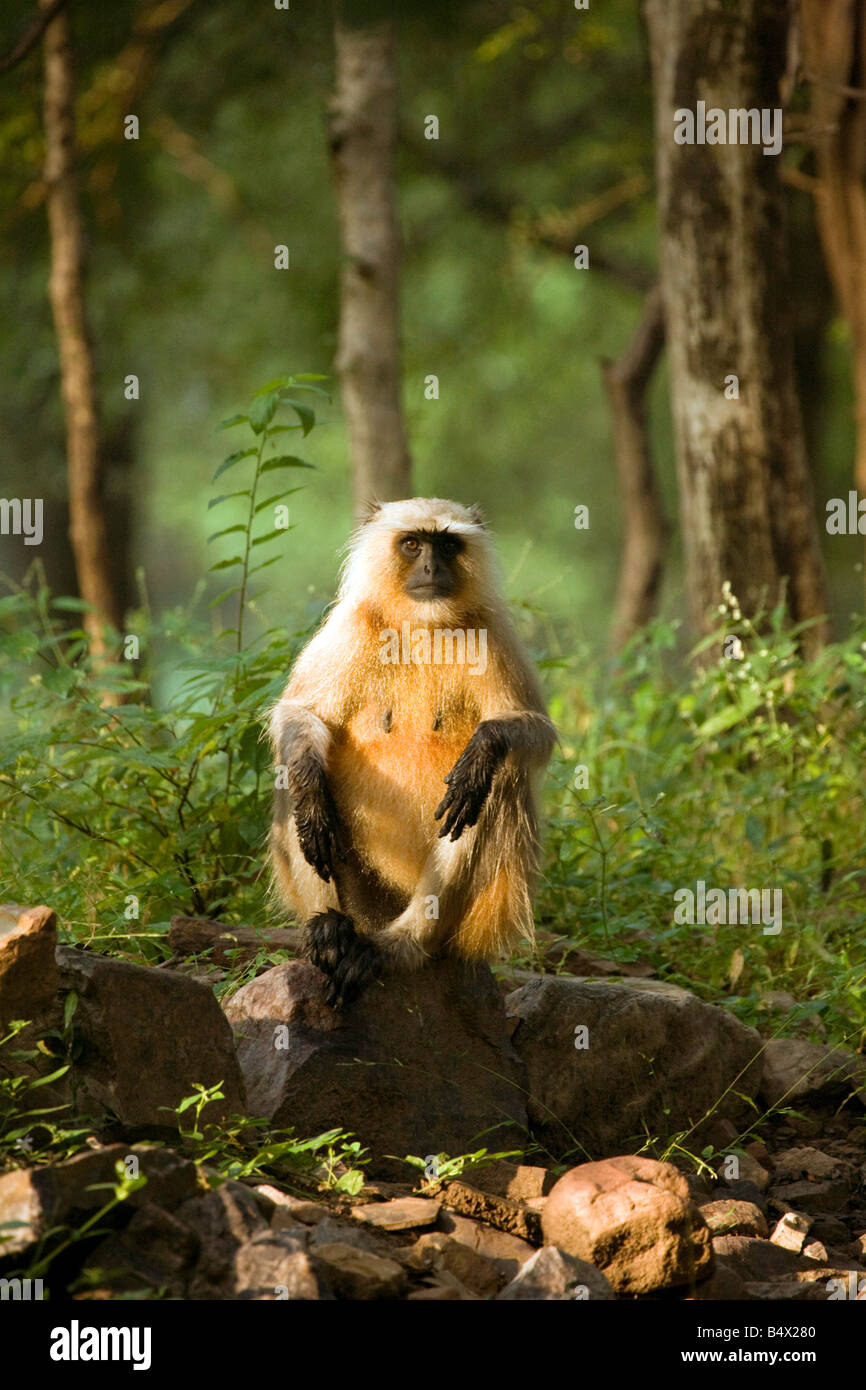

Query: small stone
[
  {"left": 437, "top": 1210, "right": 535, "bottom": 1278},
  {"left": 770, "top": 1211, "right": 812, "bottom": 1253},
  {"left": 769, "top": 1179, "right": 850, "bottom": 1214},
  {"left": 233, "top": 1232, "right": 328, "bottom": 1300},
  {"left": 405, "top": 1231, "right": 502, "bottom": 1297},
  {"left": 440, "top": 1180, "right": 541, "bottom": 1243},
  {"left": 759, "top": 1039, "right": 866, "bottom": 1109},
  {"left": 471, "top": 1161, "right": 555, "bottom": 1201},
  {"left": 699, "top": 1199, "right": 768, "bottom": 1239},
  {"left": 351, "top": 1196, "right": 440, "bottom": 1231},
  {"left": 802, "top": 1240, "right": 829, "bottom": 1263},
  {"left": 496, "top": 1246, "right": 614, "bottom": 1301},
  {"left": 312, "top": 1242, "right": 407, "bottom": 1300},
  {"left": 251, "top": 1185, "right": 327, "bottom": 1225}
]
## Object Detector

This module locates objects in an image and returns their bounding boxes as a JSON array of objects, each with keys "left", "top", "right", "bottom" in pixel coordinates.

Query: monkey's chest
[{"left": 328, "top": 701, "right": 477, "bottom": 886}]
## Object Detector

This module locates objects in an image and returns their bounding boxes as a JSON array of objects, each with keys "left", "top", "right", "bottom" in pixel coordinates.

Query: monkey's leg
[
  {"left": 375, "top": 830, "right": 477, "bottom": 970},
  {"left": 376, "top": 750, "right": 543, "bottom": 971}
]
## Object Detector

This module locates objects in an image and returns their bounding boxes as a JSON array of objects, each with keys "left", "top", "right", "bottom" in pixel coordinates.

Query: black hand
[
  {"left": 434, "top": 721, "right": 508, "bottom": 841},
  {"left": 292, "top": 757, "right": 345, "bottom": 883}
]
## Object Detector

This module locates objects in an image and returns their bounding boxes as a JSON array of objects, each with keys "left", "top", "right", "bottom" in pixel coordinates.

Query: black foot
[{"left": 304, "top": 910, "right": 381, "bottom": 1010}]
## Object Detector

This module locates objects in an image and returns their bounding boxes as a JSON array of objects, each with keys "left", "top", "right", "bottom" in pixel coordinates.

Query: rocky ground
[{"left": 1, "top": 904, "right": 864, "bottom": 1301}]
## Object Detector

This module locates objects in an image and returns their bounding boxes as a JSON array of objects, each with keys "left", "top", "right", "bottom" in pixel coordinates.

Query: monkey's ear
[
  {"left": 468, "top": 504, "right": 488, "bottom": 529},
  {"left": 358, "top": 498, "right": 383, "bottom": 525}
]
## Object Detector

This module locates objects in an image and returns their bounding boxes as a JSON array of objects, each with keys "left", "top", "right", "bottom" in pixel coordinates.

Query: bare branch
[{"left": 0, "top": 0, "right": 69, "bottom": 75}]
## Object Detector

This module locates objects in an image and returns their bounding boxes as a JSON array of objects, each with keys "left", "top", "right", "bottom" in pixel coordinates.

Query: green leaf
[
  {"left": 253, "top": 488, "right": 302, "bottom": 515},
  {"left": 208, "top": 586, "right": 242, "bottom": 608},
  {"left": 63, "top": 991, "right": 78, "bottom": 1029},
  {"left": 249, "top": 391, "right": 279, "bottom": 435},
  {"left": 208, "top": 491, "right": 248, "bottom": 510},
  {"left": 207, "top": 525, "right": 247, "bottom": 545},
  {"left": 217, "top": 414, "right": 249, "bottom": 431},
  {"left": 249, "top": 555, "right": 282, "bottom": 575},
  {"left": 212, "top": 448, "right": 256, "bottom": 483},
  {"left": 260, "top": 455, "right": 315, "bottom": 475},
  {"left": 278, "top": 396, "right": 315, "bottom": 435},
  {"left": 210, "top": 557, "right": 244, "bottom": 571}
]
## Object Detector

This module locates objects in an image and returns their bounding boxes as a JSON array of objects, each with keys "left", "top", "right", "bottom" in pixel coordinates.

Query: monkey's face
[{"left": 396, "top": 529, "right": 465, "bottom": 603}]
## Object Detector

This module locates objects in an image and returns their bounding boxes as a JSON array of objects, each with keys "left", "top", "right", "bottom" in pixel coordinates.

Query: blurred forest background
[
  {"left": 2, "top": 0, "right": 866, "bottom": 1048},
  {"left": 1, "top": 0, "right": 863, "bottom": 648}
]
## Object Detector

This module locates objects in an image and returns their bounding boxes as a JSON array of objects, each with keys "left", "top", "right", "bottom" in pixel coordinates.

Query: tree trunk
[
  {"left": 42, "top": 0, "right": 122, "bottom": 673},
  {"left": 645, "top": 0, "right": 831, "bottom": 654},
  {"left": 603, "top": 284, "right": 669, "bottom": 647},
  {"left": 800, "top": 1, "right": 866, "bottom": 497},
  {"left": 329, "top": 19, "right": 411, "bottom": 516}
]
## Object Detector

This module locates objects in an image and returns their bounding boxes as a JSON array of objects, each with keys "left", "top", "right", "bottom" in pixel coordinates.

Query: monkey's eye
[
  {"left": 400, "top": 536, "right": 421, "bottom": 556},
  {"left": 438, "top": 536, "right": 460, "bottom": 559}
]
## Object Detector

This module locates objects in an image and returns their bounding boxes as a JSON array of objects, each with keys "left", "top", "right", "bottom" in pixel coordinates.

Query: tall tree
[
  {"left": 41, "top": 0, "right": 122, "bottom": 672},
  {"left": 800, "top": 1, "right": 866, "bottom": 504},
  {"left": 329, "top": 17, "right": 411, "bottom": 516},
  {"left": 645, "top": 0, "right": 830, "bottom": 652}
]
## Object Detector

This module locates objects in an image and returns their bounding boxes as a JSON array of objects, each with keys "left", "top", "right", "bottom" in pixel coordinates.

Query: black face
[{"left": 398, "top": 529, "right": 465, "bottom": 601}]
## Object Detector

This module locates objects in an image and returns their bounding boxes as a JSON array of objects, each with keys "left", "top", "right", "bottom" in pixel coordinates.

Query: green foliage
[
  {"left": 0, "top": 379, "right": 324, "bottom": 949},
  {"left": 538, "top": 600, "right": 866, "bottom": 1048},
  {"left": 0, "top": 1020, "right": 83, "bottom": 1175},
  {"left": 401, "top": 1147, "right": 523, "bottom": 1190},
  {"left": 166, "top": 1085, "right": 368, "bottom": 1194}
]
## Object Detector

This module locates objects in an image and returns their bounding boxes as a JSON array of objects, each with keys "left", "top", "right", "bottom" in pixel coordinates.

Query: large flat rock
[
  {"left": 224, "top": 958, "right": 527, "bottom": 1179},
  {"left": 506, "top": 976, "right": 763, "bottom": 1158}
]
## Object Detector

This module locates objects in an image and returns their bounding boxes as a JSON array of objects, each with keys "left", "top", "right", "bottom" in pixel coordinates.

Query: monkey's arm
[
  {"left": 271, "top": 702, "right": 345, "bottom": 882},
  {"left": 270, "top": 609, "right": 359, "bottom": 883},
  {"left": 435, "top": 709, "right": 556, "bottom": 841}
]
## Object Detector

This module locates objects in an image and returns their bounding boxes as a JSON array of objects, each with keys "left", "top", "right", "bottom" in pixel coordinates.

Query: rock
[
  {"left": 437, "top": 1209, "right": 535, "bottom": 1279},
  {"left": 541, "top": 1156, "right": 713, "bottom": 1294},
  {"left": 770, "top": 1211, "right": 813, "bottom": 1253},
  {"left": 470, "top": 1161, "right": 554, "bottom": 1201},
  {"left": 404, "top": 1231, "right": 503, "bottom": 1297},
  {"left": 312, "top": 1242, "right": 407, "bottom": 1300},
  {"left": 407, "top": 1278, "right": 472, "bottom": 1300},
  {"left": 351, "top": 1197, "right": 440, "bottom": 1232},
  {"left": 224, "top": 958, "right": 527, "bottom": 1180},
  {"left": 168, "top": 916, "right": 302, "bottom": 968},
  {"left": 309, "top": 1217, "right": 377, "bottom": 1251},
  {"left": 811, "top": 1216, "right": 850, "bottom": 1247},
  {"left": 251, "top": 1186, "right": 327, "bottom": 1225},
  {"left": 506, "top": 977, "right": 762, "bottom": 1157},
  {"left": 699, "top": 1199, "right": 768, "bottom": 1239},
  {"left": 82, "top": 1204, "right": 199, "bottom": 1297},
  {"left": 772, "top": 1145, "right": 855, "bottom": 1185},
  {"left": 56, "top": 946, "right": 245, "bottom": 1130},
  {"left": 744, "top": 1278, "right": 838, "bottom": 1301},
  {"left": 233, "top": 1231, "right": 329, "bottom": 1300},
  {"left": 759, "top": 1039, "right": 866, "bottom": 1109},
  {"left": 769, "top": 1180, "right": 851, "bottom": 1214},
  {"left": 439, "top": 1180, "right": 541, "bottom": 1244},
  {"left": 496, "top": 1246, "right": 615, "bottom": 1301},
  {"left": 688, "top": 1264, "right": 750, "bottom": 1300},
  {"left": 175, "top": 1181, "right": 269, "bottom": 1297},
  {"left": 0, "top": 1145, "right": 199, "bottom": 1258},
  {"left": 719, "top": 1150, "right": 771, "bottom": 1192},
  {"left": 803, "top": 1240, "right": 829, "bottom": 1262},
  {"left": 716, "top": 1179, "right": 768, "bottom": 1213},
  {"left": 713, "top": 1233, "right": 817, "bottom": 1281},
  {"left": 0, "top": 904, "right": 60, "bottom": 1027},
  {"left": 768, "top": 1146, "right": 854, "bottom": 1213}
]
